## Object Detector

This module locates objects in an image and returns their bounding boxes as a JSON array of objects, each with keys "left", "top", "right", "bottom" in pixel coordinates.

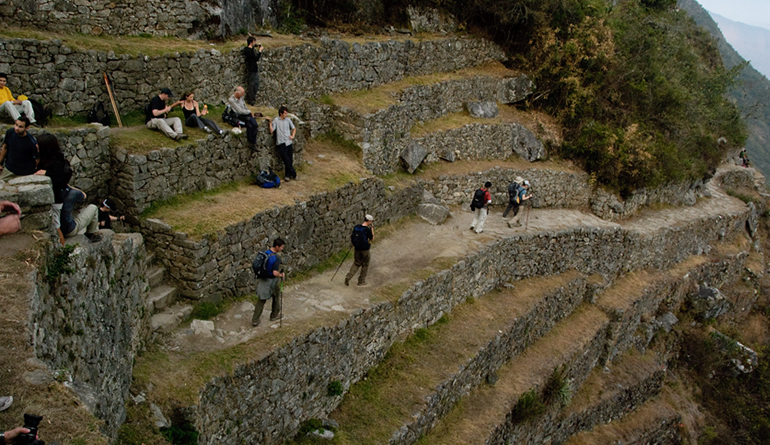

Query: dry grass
[
  {"left": 410, "top": 105, "right": 563, "bottom": 147},
  {"left": 418, "top": 306, "right": 608, "bottom": 445},
  {"left": 0, "top": 235, "right": 109, "bottom": 445},
  {"left": 328, "top": 61, "right": 515, "bottom": 114},
  {"left": 563, "top": 397, "right": 679, "bottom": 445},
  {"left": 142, "top": 138, "right": 369, "bottom": 239},
  {"left": 315, "top": 272, "right": 585, "bottom": 445}
]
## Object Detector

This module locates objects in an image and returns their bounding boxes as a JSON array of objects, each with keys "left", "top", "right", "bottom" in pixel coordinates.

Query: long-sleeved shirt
[
  {"left": 228, "top": 94, "right": 250, "bottom": 116},
  {"left": 0, "top": 87, "right": 27, "bottom": 104}
]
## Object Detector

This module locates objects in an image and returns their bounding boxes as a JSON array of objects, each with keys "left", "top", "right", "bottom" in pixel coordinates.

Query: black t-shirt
[
  {"left": 145, "top": 96, "right": 167, "bottom": 123},
  {"left": 182, "top": 106, "right": 196, "bottom": 120},
  {"left": 98, "top": 208, "right": 112, "bottom": 229},
  {"left": 4, "top": 128, "right": 38, "bottom": 176},
  {"left": 243, "top": 46, "right": 262, "bottom": 73}
]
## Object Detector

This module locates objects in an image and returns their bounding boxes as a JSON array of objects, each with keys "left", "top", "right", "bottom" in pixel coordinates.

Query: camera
[{"left": 17, "top": 413, "right": 45, "bottom": 445}]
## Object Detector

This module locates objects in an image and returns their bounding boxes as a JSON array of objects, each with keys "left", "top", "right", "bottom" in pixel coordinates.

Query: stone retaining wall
[
  {"left": 0, "top": 36, "right": 504, "bottom": 116},
  {"left": 321, "top": 75, "right": 533, "bottom": 175},
  {"left": 111, "top": 120, "right": 305, "bottom": 215},
  {"left": 193, "top": 204, "right": 750, "bottom": 445},
  {"left": 422, "top": 166, "right": 592, "bottom": 210},
  {"left": 139, "top": 178, "right": 422, "bottom": 300},
  {"left": 393, "top": 122, "right": 546, "bottom": 169},
  {"left": 0, "top": 124, "right": 111, "bottom": 199},
  {"left": 31, "top": 232, "right": 150, "bottom": 438},
  {"left": 0, "top": 0, "right": 216, "bottom": 38},
  {"left": 590, "top": 180, "right": 708, "bottom": 221}
]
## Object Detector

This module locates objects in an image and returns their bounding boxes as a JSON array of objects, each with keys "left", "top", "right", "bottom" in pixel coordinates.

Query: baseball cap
[
  {"left": 102, "top": 198, "right": 116, "bottom": 211},
  {"left": 523, "top": 180, "right": 530, "bottom": 187},
  {"left": 161, "top": 87, "right": 174, "bottom": 97},
  {"left": 365, "top": 214, "right": 374, "bottom": 221}
]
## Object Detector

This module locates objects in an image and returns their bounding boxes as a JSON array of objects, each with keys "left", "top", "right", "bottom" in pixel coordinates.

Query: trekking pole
[
  {"left": 525, "top": 204, "right": 531, "bottom": 231},
  {"left": 330, "top": 247, "right": 352, "bottom": 282},
  {"left": 279, "top": 270, "right": 286, "bottom": 329}
]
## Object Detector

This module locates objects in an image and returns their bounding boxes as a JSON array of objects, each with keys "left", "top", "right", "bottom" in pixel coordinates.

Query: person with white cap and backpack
[
  {"left": 345, "top": 214, "right": 374, "bottom": 286},
  {"left": 503, "top": 177, "right": 532, "bottom": 226}
]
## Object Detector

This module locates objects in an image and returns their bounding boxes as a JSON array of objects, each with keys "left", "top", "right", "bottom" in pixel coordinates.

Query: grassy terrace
[
  {"left": 286, "top": 272, "right": 583, "bottom": 445},
  {"left": 0, "top": 26, "right": 456, "bottom": 57},
  {"left": 321, "top": 60, "right": 514, "bottom": 114}
]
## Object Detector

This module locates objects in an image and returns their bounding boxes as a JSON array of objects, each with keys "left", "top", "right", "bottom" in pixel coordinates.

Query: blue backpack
[{"left": 254, "top": 170, "right": 280, "bottom": 188}]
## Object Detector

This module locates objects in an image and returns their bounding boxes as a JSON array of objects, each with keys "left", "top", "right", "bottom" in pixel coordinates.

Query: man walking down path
[
  {"left": 268, "top": 106, "right": 297, "bottom": 181},
  {"left": 470, "top": 181, "right": 492, "bottom": 234},
  {"left": 0, "top": 73, "right": 35, "bottom": 124},
  {"left": 243, "top": 36, "right": 263, "bottom": 106},
  {"left": 145, "top": 88, "right": 187, "bottom": 142},
  {"left": 0, "top": 117, "right": 38, "bottom": 181},
  {"left": 345, "top": 215, "right": 374, "bottom": 287},
  {"left": 252, "top": 238, "right": 286, "bottom": 327},
  {"left": 502, "top": 177, "right": 532, "bottom": 226}
]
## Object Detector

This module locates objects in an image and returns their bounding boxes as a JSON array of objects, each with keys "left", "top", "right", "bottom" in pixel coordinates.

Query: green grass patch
[
  {"left": 190, "top": 301, "right": 228, "bottom": 320},
  {"left": 45, "top": 244, "right": 76, "bottom": 283},
  {"left": 141, "top": 180, "right": 245, "bottom": 219},
  {"left": 725, "top": 188, "right": 761, "bottom": 205}
]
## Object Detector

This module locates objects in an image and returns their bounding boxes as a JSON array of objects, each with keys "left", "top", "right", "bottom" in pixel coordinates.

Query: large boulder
[
  {"left": 400, "top": 141, "right": 428, "bottom": 174},
  {"left": 466, "top": 101, "right": 499, "bottom": 119},
  {"left": 418, "top": 203, "right": 451, "bottom": 225},
  {"left": 689, "top": 285, "right": 731, "bottom": 320},
  {"left": 511, "top": 123, "right": 546, "bottom": 161},
  {"left": 710, "top": 330, "right": 759, "bottom": 376}
]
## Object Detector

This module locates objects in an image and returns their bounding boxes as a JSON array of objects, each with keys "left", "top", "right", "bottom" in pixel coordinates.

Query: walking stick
[
  {"left": 525, "top": 204, "right": 531, "bottom": 231},
  {"left": 330, "top": 247, "right": 352, "bottom": 282},
  {"left": 279, "top": 271, "right": 286, "bottom": 329},
  {"left": 102, "top": 72, "right": 123, "bottom": 127}
]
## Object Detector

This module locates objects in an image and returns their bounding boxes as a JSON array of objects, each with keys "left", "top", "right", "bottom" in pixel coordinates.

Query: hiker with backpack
[
  {"left": 470, "top": 182, "right": 492, "bottom": 234},
  {"left": 251, "top": 238, "right": 286, "bottom": 327},
  {"left": 0, "top": 73, "right": 35, "bottom": 125},
  {"left": 345, "top": 215, "right": 374, "bottom": 286},
  {"left": 502, "top": 177, "right": 532, "bottom": 226}
]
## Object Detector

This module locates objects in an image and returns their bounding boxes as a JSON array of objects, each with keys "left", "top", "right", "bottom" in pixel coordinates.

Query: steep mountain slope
[
  {"left": 679, "top": 0, "right": 770, "bottom": 179},
  {"left": 710, "top": 12, "right": 770, "bottom": 79}
]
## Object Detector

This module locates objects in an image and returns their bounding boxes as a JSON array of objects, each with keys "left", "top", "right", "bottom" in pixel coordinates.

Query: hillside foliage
[{"left": 291, "top": 0, "right": 747, "bottom": 194}]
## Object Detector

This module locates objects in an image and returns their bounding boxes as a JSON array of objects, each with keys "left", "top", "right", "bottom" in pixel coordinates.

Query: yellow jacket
[{"left": 0, "top": 87, "right": 28, "bottom": 104}]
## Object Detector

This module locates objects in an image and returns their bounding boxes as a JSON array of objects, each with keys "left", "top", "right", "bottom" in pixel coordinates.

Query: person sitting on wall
[
  {"left": 180, "top": 91, "right": 224, "bottom": 135},
  {"left": 0, "top": 201, "right": 21, "bottom": 236},
  {"left": 98, "top": 198, "right": 125, "bottom": 230},
  {"left": 228, "top": 86, "right": 265, "bottom": 149},
  {"left": 0, "top": 73, "right": 35, "bottom": 125},
  {"left": 0, "top": 116, "right": 39, "bottom": 181},
  {"left": 145, "top": 88, "right": 187, "bottom": 142}
]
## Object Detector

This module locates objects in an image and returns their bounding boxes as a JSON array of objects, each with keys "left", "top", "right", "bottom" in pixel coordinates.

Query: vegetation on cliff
[{"left": 294, "top": 0, "right": 747, "bottom": 195}]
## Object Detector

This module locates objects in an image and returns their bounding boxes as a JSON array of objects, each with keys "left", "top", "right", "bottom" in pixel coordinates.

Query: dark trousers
[
  {"left": 278, "top": 143, "right": 296, "bottom": 179},
  {"left": 246, "top": 72, "right": 260, "bottom": 105},
  {"left": 251, "top": 281, "right": 281, "bottom": 325},
  {"left": 503, "top": 200, "right": 520, "bottom": 218},
  {"left": 238, "top": 114, "right": 259, "bottom": 144},
  {"left": 185, "top": 114, "right": 222, "bottom": 134},
  {"left": 346, "top": 250, "right": 370, "bottom": 284}
]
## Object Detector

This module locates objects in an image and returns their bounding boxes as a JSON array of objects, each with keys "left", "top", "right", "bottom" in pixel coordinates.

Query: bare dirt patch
[{"left": 143, "top": 138, "right": 369, "bottom": 238}]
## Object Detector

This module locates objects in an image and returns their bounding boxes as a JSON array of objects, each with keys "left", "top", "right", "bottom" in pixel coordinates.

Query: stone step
[
  {"left": 150, "top": 304, "right": 193, "bottom": 334},
  {"left": 147, "top": 265, "right": 166, "bottom": 289},
  {"left": 148, "top": 284, "right": 179, "bottom": 313},
  {"left": 146, "top": 251, "right": 156, "bottom": 266},
  {"left": 320, "top": 271, "right": 591, "bottom": 445},
  {"left": 562, "top": 397, "right": 682, "bottom": 445},
  {"left": 416, "top": 306, "right": 609, "bottom": 445}
]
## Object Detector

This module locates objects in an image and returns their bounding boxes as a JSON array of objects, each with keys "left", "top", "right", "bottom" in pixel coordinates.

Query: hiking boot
[
  {"left": 270, "top": 314, "right": 282, "bottom": 321},
  {"left": 85, "top": 233, "right": 103, "bottom": 243},
  {"left": 284, "top": 177, "right": 291, "bottom": 183},
  {"left": 179, "top": 134, "right": 188, "bottom": 140},
  {"left": 252, "top": 320, "right": 260, "bottom": 327},
  {"left": 470, "top": 226, "right": 475, "bottom": 231},
  {"left": 357, "top": 281, "right": 366, "bottom": 286},
  {"left": 344, "top": 276, "right": 350, "bottom": 286}
]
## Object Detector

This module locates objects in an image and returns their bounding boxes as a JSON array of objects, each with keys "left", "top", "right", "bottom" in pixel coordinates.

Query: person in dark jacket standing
[
  {"left": 345, "top": 215, "right": 374, "bottom": 286},
  {"left": 243, "top": 36, "right": 263, "bottom": 106}
]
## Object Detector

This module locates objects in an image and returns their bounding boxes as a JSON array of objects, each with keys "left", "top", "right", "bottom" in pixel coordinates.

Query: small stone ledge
[{"left": 0, "top": 174, "right": 54, "bottom": 233}]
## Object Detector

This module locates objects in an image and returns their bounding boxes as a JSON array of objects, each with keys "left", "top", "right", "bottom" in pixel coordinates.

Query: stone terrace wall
[
  {"left": 0, "top": 124, "right": 111, "bottom": 198},
  {"left": 194, "top": 205, "right": 750, "bottom": 445},
  {"left": 0, "top": 0, "right": 216, "bottom": 38},
  {"left": 31, "top": 232, "right": 150, "bottom": 438},
  {"left": 139, "top": 178, "right": 422, "bottom": 300},
  {"left": 423, "top": 166, "right": 592, "bottom": 210},
  {"left": 394, "top": 122, "right": 545, "bottom": 168},
  {"left": 316, "top": 75, "right": 533, "bottom": 174},
  {"left": 112, "top": 119, "right": 305, "bottom": 215},
  {"left": 0, "top": 36, "right": 505, "bottom": 116},
  {"left": 0, "top": 175, "right": 54, "bottom": 233},
  {"left": 590, "top": 180, "right": 708, "bottom": 221}
]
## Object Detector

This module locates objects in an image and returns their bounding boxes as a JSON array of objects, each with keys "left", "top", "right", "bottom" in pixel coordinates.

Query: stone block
[
  {"left": 466, "top": 101, "right": 498, "bottom": 118},
  {"left": 400, "top": 141, "right": 427, "bottom": 174},
  {"left": 417, "top": 203, "right": 451, "bottom": 225},
  {"left": 191, "top": 319, "right": 215, "bottom": 337},
  {"left": 689, "top": 285, "right": 731, "bottom": 320}
]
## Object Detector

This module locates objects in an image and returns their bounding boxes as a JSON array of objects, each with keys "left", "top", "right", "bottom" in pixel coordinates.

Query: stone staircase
[{"left": 145, "top": 252, "right": 191, "bottom": 335}]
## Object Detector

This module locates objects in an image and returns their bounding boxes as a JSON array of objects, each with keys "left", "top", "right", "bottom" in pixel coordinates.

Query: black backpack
[
  {"left": 351, "top": 225, "right": 370, "bottom": 250},
  {"left": 470, "top": 188, "right": 486, "bottom": 211},
  {"left": 508, "top": 182, "right": 521, "bottom": 203},
  {"left": 27, "top": 99, "right": 52, "bottom": 127},
  {"left": 222, "top": 105, "right": 246, "bottom": 127},
  {"left": 252, "top": 250, "right": 275, "bottom": 278},
  {"left": 87, "top": 101, "right": 110, "bottom": 126}
]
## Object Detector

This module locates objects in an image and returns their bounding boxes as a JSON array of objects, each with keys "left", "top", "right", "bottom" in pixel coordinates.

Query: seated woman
[{"left": 181, "top": 91, "right": 223, "bottom": 135}]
